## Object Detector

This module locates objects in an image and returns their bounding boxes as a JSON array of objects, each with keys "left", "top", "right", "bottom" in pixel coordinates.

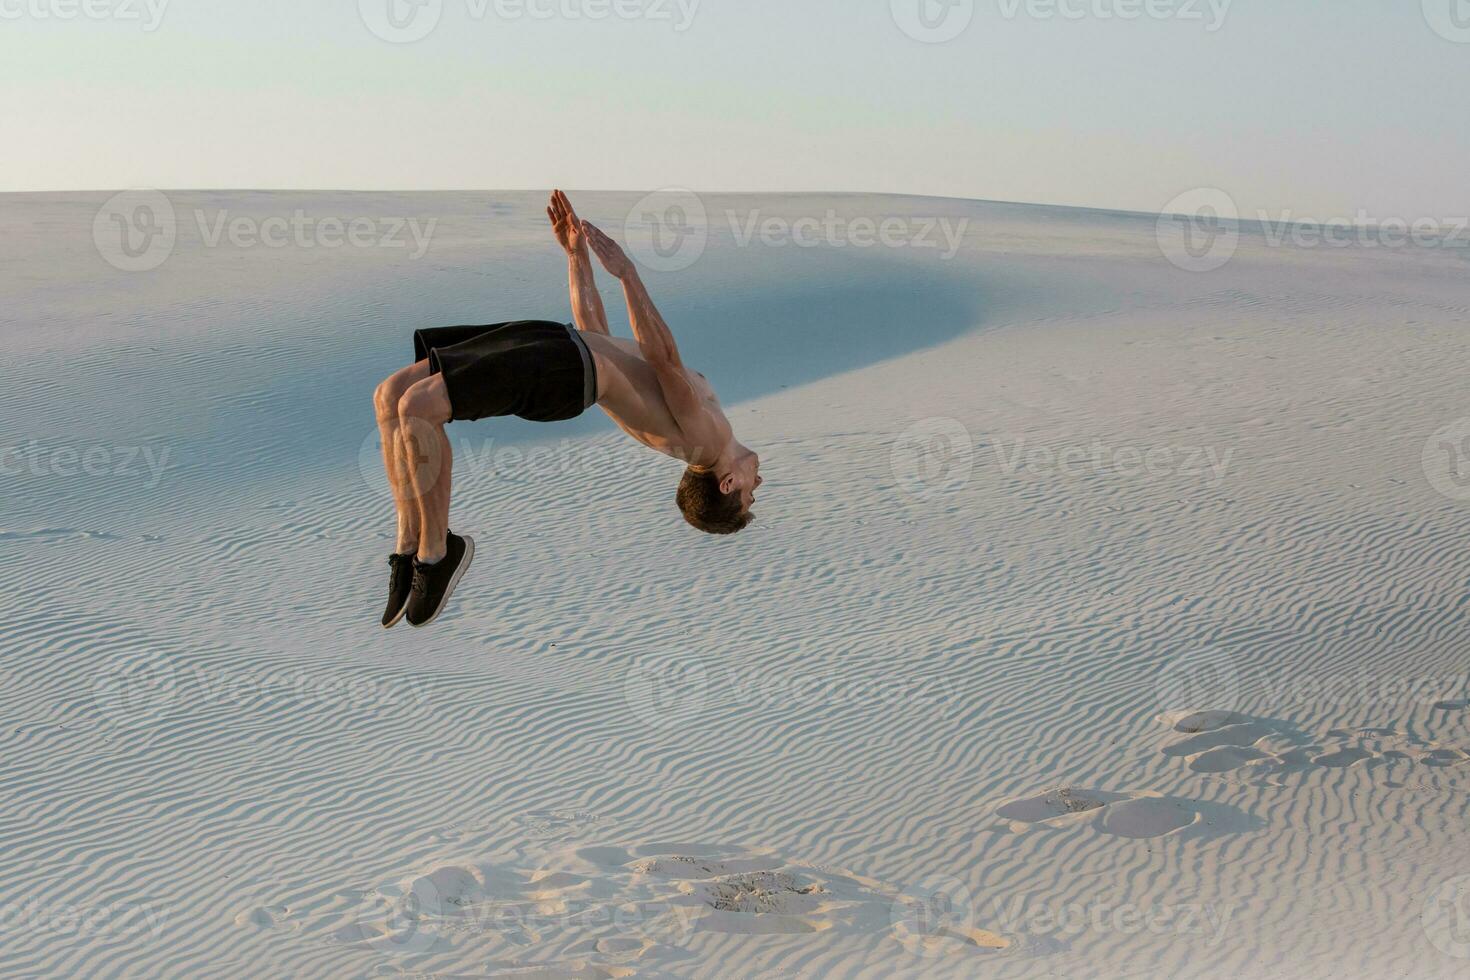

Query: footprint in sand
[
  {"left": 1311, "top": 745, "right": 1375, "bottom": 768},
  {"left": 995, "top": 787, "right": 1124, "bottom": 823},
  {"left": 235, "top": 905, "right": 299, "bottom": 934},
  {"left": 1095, "top": 797, "right": 1198, "bottom": 839},
  {"left": 1158, "top": 711, "right": 1470, "bottom": 777},
  {"left": 1188, "top": 744, "right": 1275, "bottom": 773},
  {"left": 995, "top": 787, "right": 1203, "bottom": 839},
  {"left": 253, "top": 840, "right": 1017, "bottom": 971},
  {"left": 624, "top": 844, "right": 867, "bottom": 937},
  {"left": 1161, "top": 720, "right": 1279, "bottom": 761},
  {"left": 630, "top": 852, "right": 785, "bottom": 882},
  {"left": 513, "top": 810, "right": 601, "bottom": 840}
]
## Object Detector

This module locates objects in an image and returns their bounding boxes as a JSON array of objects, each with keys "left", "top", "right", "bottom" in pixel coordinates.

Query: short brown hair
[{"left": 676, "top": 467, "right": 750, "bottom": 535}]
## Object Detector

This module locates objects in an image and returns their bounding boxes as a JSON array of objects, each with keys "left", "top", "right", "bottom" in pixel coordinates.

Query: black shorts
[{"left": 413, "top": 320, "right": 597, "bottom": 423}]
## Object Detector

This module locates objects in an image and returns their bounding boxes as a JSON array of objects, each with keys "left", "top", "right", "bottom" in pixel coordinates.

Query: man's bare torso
[{"left": 580, "top": 332, "right": 733, "bottom": 466}]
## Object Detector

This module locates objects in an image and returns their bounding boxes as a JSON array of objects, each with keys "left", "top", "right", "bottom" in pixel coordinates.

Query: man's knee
[
  {"left": 398, "top": 376, "right": 451, "bottom": 424},
  {"left": 374, "top": 362, "right": 430, "bottom": 420},
  {"left": 373, "top": 378, "right": 401, "bottom": 420}
]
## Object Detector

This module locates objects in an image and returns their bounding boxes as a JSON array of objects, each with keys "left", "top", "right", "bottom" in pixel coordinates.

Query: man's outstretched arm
[
  {"left": 584, "top": 222, "right": 680, "bottom": 363},
  {"left": 547, "top": 190, "right": 610, "bottom": 336},
  {"left": 584, "top": 221, "right": 728, "bottom": 463}
]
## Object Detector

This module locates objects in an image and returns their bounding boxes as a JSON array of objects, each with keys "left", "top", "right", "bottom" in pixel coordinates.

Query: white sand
[{"left": 2, "top": 191, "right": 1469, "bottom": 977}]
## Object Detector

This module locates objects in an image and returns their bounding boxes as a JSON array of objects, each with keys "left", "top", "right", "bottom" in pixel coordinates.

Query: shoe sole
[
  {"left": 383, "top": 603, "right": 409, "bottom": 629},
  {"left": 410, "top": 535, "right": 475, "bottom": 628}
]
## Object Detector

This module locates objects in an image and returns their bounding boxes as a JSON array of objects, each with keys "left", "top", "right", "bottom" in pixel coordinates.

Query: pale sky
[{"left": 4, "top": 0, "right": 1469, "bottom": 218}]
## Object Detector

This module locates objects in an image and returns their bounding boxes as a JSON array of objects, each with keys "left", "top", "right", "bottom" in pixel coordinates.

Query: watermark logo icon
[
  {"left": 1155, "top": 648, "right": 1240, "bottom": 715},
  {"left": 360, "top": 0, "right": 443, "bottom": 43},
  {"left": 93, "top": 651, "right": 178, "bottom": 724},
  {"left": 93, "top": 189, "right": 176, "bottom": 272},
  {"left": 1422, "top": 874, "right": 1470, "bottom": 959},
  {"left": 890, "top": 874, "right": 976, "bottom": 958},
  {"left": 624, "top": 188, "right": 708, "bottom": 272},
  {"left": 1423, "top": 419, "right": 1470, "bottom": 502},
  {"left": 350, "top": 877, "right": 445, "bottom": 955},
  {"left": 890, "top": 417, "right": 975, "bottom": 502},
  {"left": 1157, "top": 187, "right": 1239, "bottom": 272},
  {"left": 357, "top": 418, "right": 447, "bottom": 504},
  {"left": 1423, "top": 0, "right": 1470, "bottom": 43},
  {"left": 891, "top": 0, "right": 975, "bottom": 43},
  {"left": 624, "top": 653, "right": 709, "bottom": 732}
]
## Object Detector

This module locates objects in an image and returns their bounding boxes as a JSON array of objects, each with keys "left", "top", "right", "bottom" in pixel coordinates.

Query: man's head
[{"left": 677, "top": 448, "right": 761, "bottom": 535}]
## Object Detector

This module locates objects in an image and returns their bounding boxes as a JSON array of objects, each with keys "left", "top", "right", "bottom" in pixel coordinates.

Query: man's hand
[
  {"left": 552, "top": 190, "right": 611, "bottom": 335},
  {"left": 547, "top": 190, "right": 587, "bottom": 256},
  {"left": 584, "top": 221, "right": 637, "bottom": 281}
]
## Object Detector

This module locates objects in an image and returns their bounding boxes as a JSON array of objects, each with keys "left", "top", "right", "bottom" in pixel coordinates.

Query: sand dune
[{"left": 2, "top": 192, "right": 1469, "bottom": 977}]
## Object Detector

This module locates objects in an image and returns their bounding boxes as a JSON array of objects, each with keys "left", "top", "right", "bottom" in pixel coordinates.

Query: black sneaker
[
  {"left": 382, "top": 553, "right": 415, "bottom": 628},
  {"left": 405, "top": 532, "right": 475, "bottom": 628}
]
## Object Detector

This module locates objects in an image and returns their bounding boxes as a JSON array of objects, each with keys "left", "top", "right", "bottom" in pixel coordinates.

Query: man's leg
[
  {"left": 397, "top": 374, "right": 455, "bottom": 563},
  {"left": 373, "top": 360, "right": 432, "bottom": 555}
]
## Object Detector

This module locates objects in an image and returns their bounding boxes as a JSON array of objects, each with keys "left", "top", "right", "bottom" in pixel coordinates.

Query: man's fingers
[{"left": 587, "top": 223, "right": 621, "bottom": 253}]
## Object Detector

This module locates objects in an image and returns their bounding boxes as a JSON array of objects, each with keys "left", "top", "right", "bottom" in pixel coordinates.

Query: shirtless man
[{"left": 372, "top": 191, "right": 762, "bottom": 628}]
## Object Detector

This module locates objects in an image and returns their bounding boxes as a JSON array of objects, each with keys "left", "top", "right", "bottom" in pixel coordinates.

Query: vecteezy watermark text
[
  {"left": 890, "top": 418, "right": 1236, "bottom": 502},
  {"left": 93, "top": 190, "right": 438, "bottom": 271},
  {"left": 2, "top": 442, "right": 172, "bottom": 488},
  {"left": 991, "top": 896, "right": 1235, "bottom": 946},
  {"left": 891, "top": 0, "right": 1231, "bottom": 43},
  {"left": 1157, "top": 187, "right": 1470, "bottom": 272},
  {"left": 359, "top": 430, "right": 659, "bottom": 503},
  {"left": 0, "top": 901, "right": 168, "bottom": 941},
  {"left": 1261, "top": 671, "right": 1470, "bottom": 709},
  {"left": 0, "top": 0, "right": 169, "bottom": 30},
  {"left": 624, "top": 654, "right": 960, "bottom": 732},
  {"left": 94, "top": 654, "right": 434, "bottom": 726},
  {"left": 195, "top": 209, "right": 436, "bottom": 258},
  {"left": 620, "top": 188, "right": 970, "bottom": 272},
  {"left": 729, "top": 210, "right": 969, "bottom": 259},
  {"left": 1258, "top": 210, "right": 1470, "bottom": 251},
  {"left": 992, "top": 437, "right": 1234, "bottom": 484},
  {"left": 996, "top": 0, "right": 1230, "bottom": 29},
  {"left": 359, "top": 0, "right": 700, "bottom": 44}
]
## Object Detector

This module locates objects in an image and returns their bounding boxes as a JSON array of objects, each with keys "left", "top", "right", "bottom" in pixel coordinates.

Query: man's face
[{"left": 735, "top": 451, "right": 762, "bottom": 515}]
